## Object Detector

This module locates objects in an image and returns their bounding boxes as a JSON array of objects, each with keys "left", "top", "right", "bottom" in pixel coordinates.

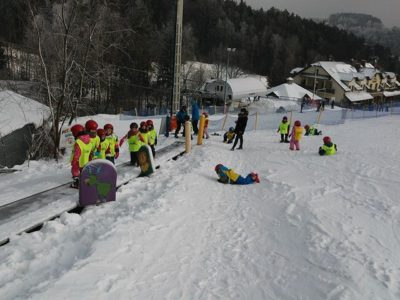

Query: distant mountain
[{"left": 328, "top": 13, "right": 400, "bottom": 56}]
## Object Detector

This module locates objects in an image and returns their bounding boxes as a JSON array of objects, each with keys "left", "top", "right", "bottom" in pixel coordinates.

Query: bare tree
[{"left": 26, "top": 0, "right": 125, "bottom": 159}]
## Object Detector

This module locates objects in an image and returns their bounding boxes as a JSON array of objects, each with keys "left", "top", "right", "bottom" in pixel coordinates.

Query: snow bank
[{"left": 0, "top": 90, "right": 50, "bottom": 137}]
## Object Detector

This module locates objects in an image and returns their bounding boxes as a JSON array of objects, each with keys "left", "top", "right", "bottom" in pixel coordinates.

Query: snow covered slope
[{"left": 1, "top": 116, "right": 400, "bottom": 299}]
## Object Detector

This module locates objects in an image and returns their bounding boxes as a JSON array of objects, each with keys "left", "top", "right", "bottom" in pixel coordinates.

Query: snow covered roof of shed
[
  {"left": 227, "top": 77, "right": 267, "bottom": 98},
  {"left": 0, "top": 90, "right": 51, "bottom": 137},
  {"left": 265, "top": 82, "right": 322, "bottom": 101}
]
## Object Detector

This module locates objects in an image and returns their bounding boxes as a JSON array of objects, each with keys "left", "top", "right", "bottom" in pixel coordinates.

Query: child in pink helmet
[{"left": 289, "top": 120, "right": 303, "bottom": 150}]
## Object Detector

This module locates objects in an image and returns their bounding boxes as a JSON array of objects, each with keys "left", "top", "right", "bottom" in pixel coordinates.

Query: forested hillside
[
  {"left": 328, "top": 13, "right": 400, "bottom": 57},
  {"left": 1, "top": 0, "right": 399, "bottom": 108}
]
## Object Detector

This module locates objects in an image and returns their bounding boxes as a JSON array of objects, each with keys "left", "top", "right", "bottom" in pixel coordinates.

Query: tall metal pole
[
  {"left": 172, "top": 0, "right": 183, "bottom": 115},
  {"left": 223, "top": 48, "right": 235, "bottom": 114}
]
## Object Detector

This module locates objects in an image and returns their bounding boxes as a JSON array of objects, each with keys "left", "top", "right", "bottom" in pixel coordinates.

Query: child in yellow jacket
[{"left": 289, "top": 120, "right": 303, "bottom": 150}]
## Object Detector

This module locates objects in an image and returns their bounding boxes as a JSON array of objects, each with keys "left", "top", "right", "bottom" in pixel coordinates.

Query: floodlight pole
[
  {"left": 172, "top": 0, "right": 183, "bottom": 115},
  {"left": 223, "top": 47, "right": 236, "bottom": 114}
]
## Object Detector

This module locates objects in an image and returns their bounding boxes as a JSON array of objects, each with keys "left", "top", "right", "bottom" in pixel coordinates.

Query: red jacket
[{"left": 71, "top": 134, "right": 91, "bottom": 177}]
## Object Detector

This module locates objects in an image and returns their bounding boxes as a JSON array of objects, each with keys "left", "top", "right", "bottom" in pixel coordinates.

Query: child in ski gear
[
  {"left": 319, "top": 136, "right": 337, "bottom": 156},
  {"left": 223, "top": 127, "right": 235, "bottom": 143},
  {"left": 120, "top": 122, "right": 144, "bottom": 166},
  {"left": 70, "top": 124, "right": 92, "bottom": 188},
  {"left": 304, "top": 124, "right": 322, "bottom": 136},
  {"left": 175, "top": 105, "right": 188, "bottom": 137},
  {"left": 95, "top": 129, "right": 110, "bottom": 159},
  {"left": 214, "top": 164, "right": 259, "bottom": 185},
  {"left": 203, "top": 112, "right": 210, "bottom": 139},
  {"left": 147, "top": 119, "right": 157, "bottom": 157},
  {"left": 85, "top": 119, "right": 100, "bottom": 159},
  {"left": 104, "top": 123, "right": 119, "bottom": 164},
  {"left": 231, "top": 108, "right": 248, "bottom": 151},
  {"left": 139, "top": 121, "right": 149, "bottom": 145},
  {"left": 289, "top": 120, "right": 303, "bottom": 150},
  {"left": 277, "top": 116, "right": 290, "bottom": 143}
]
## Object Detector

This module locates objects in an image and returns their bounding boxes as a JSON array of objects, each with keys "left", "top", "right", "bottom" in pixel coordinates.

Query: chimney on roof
[{"left": 286, "top": 77, "right": 294, "bottom": 84}]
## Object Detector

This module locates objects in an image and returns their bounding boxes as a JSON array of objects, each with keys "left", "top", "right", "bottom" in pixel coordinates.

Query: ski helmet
[
  {"left": 283, "top": 116, "right": 288, "bottom": 121},
  {"left": 97, "top": 129, "right": 106, "bottom": 137},
  {"left": 130, "top": 122, "right": 138, "bottom": 129},
  {"left": 71, "top": 124, "right": 85, "bottom": 138},
  {"left": 323, "top": 136, "right": 331, "bottom": 144},
  {"left": 215, "top": 164, "right": 223, "bottom": 172},
  {"left": 104, "top": 123, "right": 113, "bottom": 130},
  {"left": 85, "top": 120, "right": 98, "bottom": 131},
  {"left": 304, "top": 124, "right": 310, "bottom": 130},
  {"left": 229, "top": 127, "right": 234, "bottom": 132},
  {"left": 294, "top": 120, "right": 301, "bottom": 126},
  {"left": 140, "top": 121, "right": 147, "bottom": 128},
  {"left": 146, "top": 120, "right": 153, "bottom": 126}
]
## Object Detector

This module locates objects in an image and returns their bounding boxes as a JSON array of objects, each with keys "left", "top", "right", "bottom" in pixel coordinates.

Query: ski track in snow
[{"left": 1, "top": 116, "right": 400, "bottom": 299}]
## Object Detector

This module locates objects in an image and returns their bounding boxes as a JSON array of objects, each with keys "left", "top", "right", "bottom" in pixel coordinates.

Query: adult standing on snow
[
  {"left": 191, "top": 100, "right": 200, "bottom": 135},
  {"left": 231, "top": 108, "right": 248, "bottom": 151}
]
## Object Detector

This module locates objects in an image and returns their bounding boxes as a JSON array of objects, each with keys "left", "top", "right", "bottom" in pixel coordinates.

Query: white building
[{"left": 201, "top": 76, "right": 268, "bottom": 103}]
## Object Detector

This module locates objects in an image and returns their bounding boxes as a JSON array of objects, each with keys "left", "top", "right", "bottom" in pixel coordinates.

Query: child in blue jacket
[{"left": 215, "top": 164, "right": 259, "bottom": 185}]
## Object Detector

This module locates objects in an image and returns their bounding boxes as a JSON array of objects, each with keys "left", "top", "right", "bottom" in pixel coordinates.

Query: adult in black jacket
[{"left": 231, "top": 108, "right": 248, "bottom": 151}]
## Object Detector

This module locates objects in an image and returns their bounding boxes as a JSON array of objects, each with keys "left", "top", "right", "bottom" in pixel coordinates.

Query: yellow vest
[
  {"left": 148, "top": 129, "right": 157, "bottom": 145},
  {"left": 128, "top": 133, "right": 143, "bottom": 152},
  {"left": 76, "top": 139, "right": 92, "bottom": 168},
  {"left": 279, "top": 122, "right": 289, "bottom": 134},
  {"left": 105, "top": 134, "right": 118, "bottom": 156},
  {"left": 294, "top": 126, "right": 303, "bottom": 141},
  {"left": 322, "top": 144, "right": 336, "bottom": 155},
  {"left": 141, "top": 132, "right": 149, "bottom": 145},
  {"left": 90, "top": 135, "right": 100, "bottom": 153},
  {"left": 95, "top": 139, "right": 110, "bottom": 159}
]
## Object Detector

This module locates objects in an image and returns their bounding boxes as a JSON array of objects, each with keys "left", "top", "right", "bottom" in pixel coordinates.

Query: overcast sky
[{"left": 245, "top": 0, "right": 400, "bottom": 28}]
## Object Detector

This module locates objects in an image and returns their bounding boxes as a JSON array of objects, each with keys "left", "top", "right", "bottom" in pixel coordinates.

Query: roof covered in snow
[
  {"left": 345, "top": 91, "right": 373, "bottom": 102},
  {"left": 265, "top": 82, "right": 322, "bottom": 101},
  {"left": 227, "top": 77, "right": 268, "bottom": 98},
  {"left": 313, "top": 61, "right": 358, "bottom": 92},
  {"left": 0, "top": 90, "right": 51, "bottom": 137}
]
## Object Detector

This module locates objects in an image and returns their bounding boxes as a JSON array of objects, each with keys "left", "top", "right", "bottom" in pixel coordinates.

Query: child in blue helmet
[
  {"left": 214, "top": 164, "right": 259, "bottom": 185},
  {"left": 223, "top": 127, "right": 236, "bottom": 144}
]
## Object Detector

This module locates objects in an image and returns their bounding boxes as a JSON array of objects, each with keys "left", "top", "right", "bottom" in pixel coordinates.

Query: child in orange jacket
[{"left": 289, "top": 120, "right": 303, "bottom": 150}]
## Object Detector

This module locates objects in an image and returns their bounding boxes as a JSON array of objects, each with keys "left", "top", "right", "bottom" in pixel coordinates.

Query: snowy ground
[{"left": 1, "top": 116, "right": 400, "bottom": 299}]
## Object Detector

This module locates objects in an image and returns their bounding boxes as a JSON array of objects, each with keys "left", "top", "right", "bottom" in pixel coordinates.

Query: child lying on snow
[
  {"left": 319, "top": 136, "right": 337, "bottom": 156},
  {"left": 215, "top": 164, "right": 259, "bottom": 185}
]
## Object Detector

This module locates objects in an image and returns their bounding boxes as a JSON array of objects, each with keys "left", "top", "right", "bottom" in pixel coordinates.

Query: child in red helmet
[
  {"left": 70, "top": 124, "right": 92, "bottom": 188},
  {"left": 319, "top": 136, "right": 337, "bottom": 156},
  {"left": 146, "top": 119, "right": 157, "bottom": 157},
  {"left": 304, "top": 124, "right": 322, "bottom": 136},
  {"left": 95, "top": 129, "right": 110, "bottom": 159},
  {"left": 104, "top": 123, "right": 119, "bottom": 164},
  {"left": 289, "top": 120, "right": 303, "bottom": 150},
  {"left": 85, "top": 119, "right": 100, "bottom": 159},
  {"left": 214, "top": 164, "right": 260, "bottom": 185},
  {"left": 120, "top": 122, "right": 145, "bottom": 166}
]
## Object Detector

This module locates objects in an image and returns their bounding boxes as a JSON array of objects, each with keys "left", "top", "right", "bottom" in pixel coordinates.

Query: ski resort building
[{"left": 293, "top": 61, "right": 400, "bottom": 107}]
